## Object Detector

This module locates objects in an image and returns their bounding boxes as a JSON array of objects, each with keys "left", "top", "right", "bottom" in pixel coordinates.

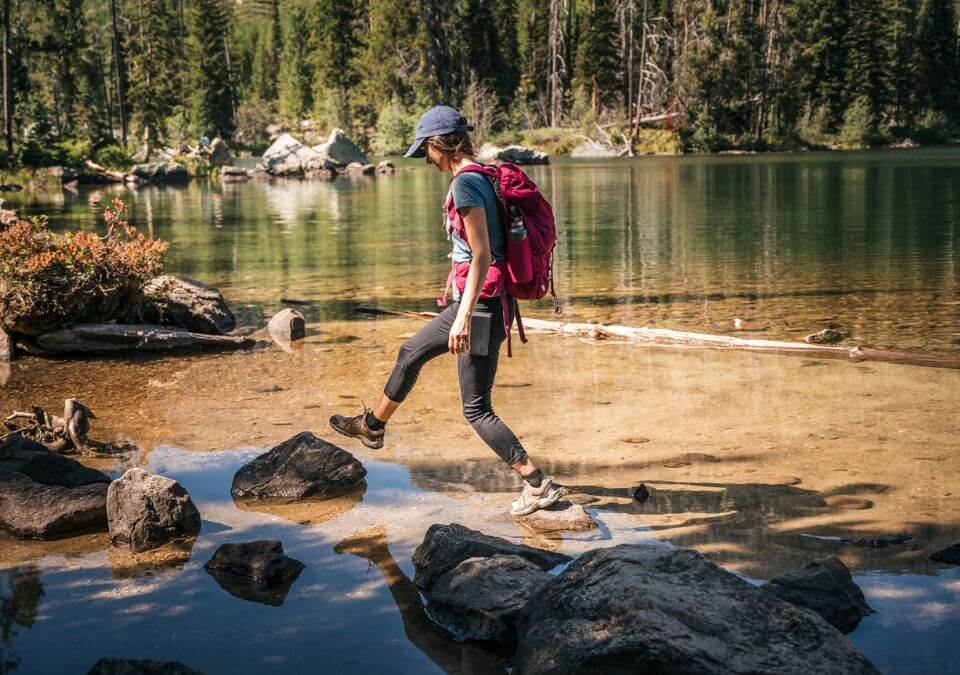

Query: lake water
[{"left": 2, "top": 150, "right": 959, "bottom": 674}]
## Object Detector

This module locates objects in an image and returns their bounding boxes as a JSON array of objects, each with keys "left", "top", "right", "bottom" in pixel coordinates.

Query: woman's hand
[{"left": 449, "top": 312, "right": 471, "bottom": 355}]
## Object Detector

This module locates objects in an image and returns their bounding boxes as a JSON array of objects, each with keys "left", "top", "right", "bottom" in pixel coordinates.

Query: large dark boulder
[
  {"left": 412, "top": 523, "right": 570, "bottom": 592},
  {"left": 0, "top": 435, "right": 111, "bottom": 487},
  {"left": 425, "top": 554, "right": 554, "bottom": 646},
  {"left": 515, "top": 545, "right": 879, "bottom": 675},
  {"left": 765, "top": 556, "right": 873, "bottom": 634},
  {"left": 230, "top": 432, "right": 366, "bottom": 502},
  {"left": 0, "top": 472, "right": 108, "bottom": 538},
  {"left": 87, "top": 658, "right": 204, "bottom": 675},
  {"left": 204, "top": 540, "right": 305, "bottom": 606},
  {"left": 0, "top": 436, "right": 111, "bottom": 539},
  {"left": 107, "top": 468, "right": 201, "bottom": 552},
  {"left": 122, "top": 275, "right": 235, "bottom": 335}
]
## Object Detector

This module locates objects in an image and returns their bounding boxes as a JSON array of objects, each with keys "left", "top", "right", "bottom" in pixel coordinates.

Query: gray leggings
[{"left": 384, "top": 297, "right": 527, "bottom": 466}]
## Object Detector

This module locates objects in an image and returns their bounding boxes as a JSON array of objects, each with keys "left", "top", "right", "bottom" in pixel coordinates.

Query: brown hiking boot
[{"left": 329, "top": 409, "right": 385, "bottom": 449}]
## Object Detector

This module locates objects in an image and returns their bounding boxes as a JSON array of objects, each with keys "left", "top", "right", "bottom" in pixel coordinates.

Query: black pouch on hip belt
[{"left": 469, "top": 311, "right": 493, "bottom": 357}]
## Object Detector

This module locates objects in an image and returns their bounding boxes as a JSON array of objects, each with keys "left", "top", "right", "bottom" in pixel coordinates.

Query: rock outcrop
[
  {"left": 478, "top": 144, "right": 549, "bottom": 165},
  {"left": 516, "top": 545, "right": 879, "bottom": 675},
  {"left": 0, "top": 435, "right": 111, "bottom": 538},
  {"left": 122, "top": 275, "right": 236, "bottom": 335},
  {"left": 107, "top": 468, "right": 201, "bottom": 552},
  {"left": 130, "top": 162, "right": 189, "bottom": 183},
  {"left": 220, "top": 166, "right": 251, "bottom": 182},
  {"left": 204, "top": 540, "right": 305, "bottom": 605},
  {"left": 257, "top": 134, "right": 335, "bottom": 175},
  {"left": 231, "top": 432, "right": 366, "bottom": 501},
  {"left": 424, "top": 554, "right": 554, "bottom": 646},
  {"left": 412, "top": 523, "right": 570, "bottom": 592},
  {"left": 0, "top": 328, "right": 11, "bottom": 363},
  {"left": 267, "top": 308, "right": 306, "bottom": 343},
  {"left": 765, "top": 557, "right": 873, "bottom": 633},
  {"left": 31, "top": 324, "right": 253, "bottom": 355},
  {"left": 314, "top": 128, "right": 368, "bottom": 166}
]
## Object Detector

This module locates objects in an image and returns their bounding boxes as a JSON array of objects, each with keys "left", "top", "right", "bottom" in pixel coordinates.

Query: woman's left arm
[{"left": 448, "top": 205, "right": 491, "bottom": 354}]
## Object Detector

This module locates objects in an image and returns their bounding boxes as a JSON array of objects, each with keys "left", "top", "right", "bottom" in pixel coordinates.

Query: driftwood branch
[{"left": 356, "top": 306, "right": 960, "bottom": 371}]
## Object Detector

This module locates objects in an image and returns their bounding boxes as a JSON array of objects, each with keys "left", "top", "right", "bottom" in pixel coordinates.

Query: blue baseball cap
[{"left": 404, "top": 105, "right": 475, "bottom": 158}]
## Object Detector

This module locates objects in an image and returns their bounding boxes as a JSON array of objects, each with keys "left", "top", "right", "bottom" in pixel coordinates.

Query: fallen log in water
[
  {"left": 26, "top": 323, "right": 255, "bottom": 355},
  {"left": 356, "top": 306, "right": 960, "bottom": 371}
]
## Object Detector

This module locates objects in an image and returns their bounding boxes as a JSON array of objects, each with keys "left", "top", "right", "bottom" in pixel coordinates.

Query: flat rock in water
[
  {"left": 107, "top": 468, "right": 201, "bottom": 552},
  {"left": 930, "top": 543, "right": 960, "bottom": 565},
  {"left": 824, "top": 495, "right": 873, "bottom": 510},
  {"left": 0, "top": 471, "right": 109, "bottom": 539},
  {"left": 413, "top": 523, "right": 570, "bottom": 592},
  {"left": 230, "top": 432, "right": 366, "bottom": 501},
  {"left": 33, "top": 324, "right": 253, "bottom": 355},
  {"left": 515, "top": 545, "right": 880, "bottom": 675},
  {"left": 765, "top": 556, "right": 873, "bottom": 634},
  {"left": 425, "top": 554, "right": 554, "bottom": 646},
  {"left": 515, "top": 501, "right": 597, "bottom": 533},
  {"left": 124, "top": 275, "right": 236, "bottom": 334},
  {"left": 86, "top": 658, "right": 204, "bottom": 675},
  {"left": 204, "top": 540, "right": 304, "bottom": 605}
]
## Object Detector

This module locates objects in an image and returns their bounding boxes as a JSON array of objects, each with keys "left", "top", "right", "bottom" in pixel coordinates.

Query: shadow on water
[{"left": 0, "top": 566, "right": 43, "bottom": 675}]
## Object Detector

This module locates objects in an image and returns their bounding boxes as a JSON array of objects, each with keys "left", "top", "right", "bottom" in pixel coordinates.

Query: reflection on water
[
  {"left": 9, "top": 151, "right": 960, "bottom": 352},
  {"left": 0, "top": 566, "right": 43, "bottom": 675}
]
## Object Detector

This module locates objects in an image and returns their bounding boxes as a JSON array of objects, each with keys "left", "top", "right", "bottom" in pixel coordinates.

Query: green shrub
[
  {"left": 839, "top": 96, "right": 876, "bottom": 148},
  {"left": 92, "top": 143, "right": 131, "bottom": 170},
  {"left": 0, "top": 198, "right": 168, "bottom": 336},
  {"left": 686, "top": 109, "right": 727, "bottom": 153},
  {"left": 371, "top": 99, "right": 417, "bottom": 155}
]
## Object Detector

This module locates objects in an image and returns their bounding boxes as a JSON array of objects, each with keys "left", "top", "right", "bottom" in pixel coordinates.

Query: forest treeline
[{"left": 4, "top": 0, "right": 960, "bottom": 167}]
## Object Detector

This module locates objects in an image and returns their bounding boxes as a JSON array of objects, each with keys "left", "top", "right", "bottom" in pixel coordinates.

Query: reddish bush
[{"left": 0, "top": 198, "right": 168, "bottom": 336}]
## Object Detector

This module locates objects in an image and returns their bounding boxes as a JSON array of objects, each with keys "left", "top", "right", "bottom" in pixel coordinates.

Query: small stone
[
  {"left": 683, "top": 452, "right": 721, "bottom": 463},
  {"left": 620, "top": 436, "right": 650, "bottom": 444},
  {"left": 267, "top": 308, "right": 306, "bottom": 343},
  {"left": 564, "top": 493, "right": 600, "bottom": 506},
  {"left": 824, "top": 495, "right": 873, "bottom": 510},
  {"left": 107, "top": 468, "right": 201, "bottom": 552},
  {"left": 930, "top": 543, "right": 960, "bottom": 565},
  {"left": 515, "top": 501, "right": 598, "bottom": 534},
  {"left": 804, "top": 327, "right": 848, "bottom": 344},
  {"left": 663, "top": 459, "right": 692, "bottom": 468},
  {"left": 204, "top": 540, "right": 305, "bottom": 605},
  {"left": 633, "top": 484, "right": 650, "bottom": 503},
  {"left": 376, "top": 160, "right": 395, "bottom": 174},
  {"left": 0, "top": 327, "right": 13, "bottom": 363}
]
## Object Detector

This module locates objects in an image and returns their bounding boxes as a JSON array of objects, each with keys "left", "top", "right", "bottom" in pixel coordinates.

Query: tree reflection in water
[{"left": 0, "top": 566, "right": 44, "bottom": 674}]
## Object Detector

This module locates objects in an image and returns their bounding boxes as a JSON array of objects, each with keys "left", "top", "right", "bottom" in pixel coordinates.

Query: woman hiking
[{"left": 330, "top": 105, "right": 562, "bottom": 516}]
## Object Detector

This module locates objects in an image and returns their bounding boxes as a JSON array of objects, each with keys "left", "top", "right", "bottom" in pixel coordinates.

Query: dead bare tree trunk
[
  {"left": 548, "top": 0, "right": 567, "bottom": 127},
  {"left": 628, "top": 0, "right": 649, "bottom": 147},
  {"left": 109, "top": 0, "right": 128, "bottom": 146}
]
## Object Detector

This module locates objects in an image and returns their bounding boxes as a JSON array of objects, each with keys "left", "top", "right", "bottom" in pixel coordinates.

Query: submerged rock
[
  {"left": 514, "top": 501, "right": 597, "bottom": 534},
  {"left": 86, "top": 658, "right": 204, "bottom": 675},
  {"left": 267, "top": 308, "right": 306, "bottom": 343},
  {"left": 123, "top": 275, "right": 236, "bottom": 335},
  {"left": 804, "top": 327, "right": 848, "bottom": 344},
  {"left": 107, "top": 468, "right": 201, "bottom": 552},
  {"left": 765, "top": 556, "right": 873, "bottom": 634},
  {"left": 412, "top": 523, "right": 570, "bottom": 592},
  {"left": 824, "top": 495, "right": 873, "bottom": 510},
  {"left": 204, "top": 540, "right": 305, "bottom": 605},
  {"left": 930, "top": 543, "right": 960, "bottom": 565},
  {"left": 32, "top": 324, "right": 253, "bottom": 355},
  {"left": 220, "top": 166, "right": 251, "bottom": 182},
  {"left": 230, "top": 432, "right": 366, "bottom": 501},
  {"left": 376, "top": 160, "right": 395, "bottom": 174},
  {"left": 425, "top": 554, "right": 554, "bottom": 646},
  {"left": 516, "top": 545, "right": 879, "bottom": 675}
]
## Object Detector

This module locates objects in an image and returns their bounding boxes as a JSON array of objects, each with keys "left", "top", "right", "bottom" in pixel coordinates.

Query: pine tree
[
  {"left": 574, "top": 0, "right": 621, "bottom": 116},
  {"left": 914, "top": 0, "right": 959, "bottom": 113},
  {"left": 310, "top": 0, "right": 360, "bottom": 126},
  {"left": 785, "top": 0, "right": 849, "bottom": 129},
  {"left": 885, "top": 0, "right": 918, "bottom": 128},
  {"left": 125, "top": 0, "right": 179, "bottom": 148},
  {"left": 186, "top": 0, "right": 235, "bottom": 137},
  {"left": 278, "top": 2, "right": 311, "bottom": 120},
  {"left": 251, "top": 27, "right": 277, "bottom": 103},
  {"left": 845, "top": 0, "right": 888, "bottom": 119}
]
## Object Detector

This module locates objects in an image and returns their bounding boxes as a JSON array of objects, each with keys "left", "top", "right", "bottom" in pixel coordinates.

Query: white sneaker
[{"left": 510, "top": 476, "right": 563, "bottom": 516}]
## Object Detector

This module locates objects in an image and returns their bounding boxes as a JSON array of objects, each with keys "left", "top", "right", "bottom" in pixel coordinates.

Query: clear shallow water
[
  {"left": 8, "top": 149, "right": 960, "bottom": 352},
  {"left": 1, "top": 445, "right": 958, "bottom": 675},
  {"left": 3, "top": 151, "right": 960, "bottom": 673}
]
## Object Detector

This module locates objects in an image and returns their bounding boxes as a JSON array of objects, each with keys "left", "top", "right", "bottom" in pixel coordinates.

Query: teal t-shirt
[{"left": 448, "top": 171, "right": 507, "bottom": 264}]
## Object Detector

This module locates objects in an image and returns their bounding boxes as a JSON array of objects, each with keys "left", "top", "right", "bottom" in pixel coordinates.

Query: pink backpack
[{"left": 457, "top": 163, "right": 560, "bottom": 312}]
